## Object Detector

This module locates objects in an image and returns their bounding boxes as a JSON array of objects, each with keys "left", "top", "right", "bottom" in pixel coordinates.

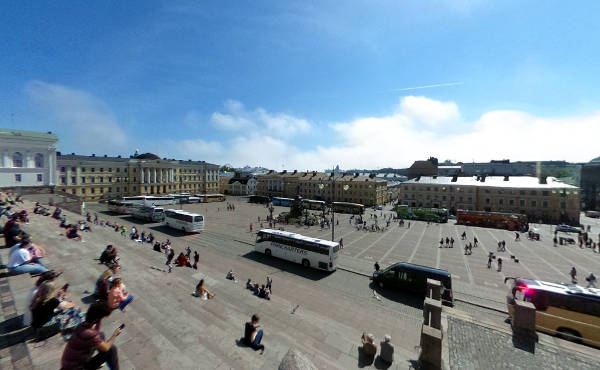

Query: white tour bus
[
  {"left": 107, "top": 200, "right": 135, "bottom": 215},
  {"left": 254, "top": 229, "right": 339, "bottom": 271},
  {"left": 130, "top": 205, "right": 165, "bottom": 222},
  {"left": 163, "top": 209, "right": 205, "bottom": 232},
  {"left": 122, "top": 196, "right": 175, "bottom": 206}
]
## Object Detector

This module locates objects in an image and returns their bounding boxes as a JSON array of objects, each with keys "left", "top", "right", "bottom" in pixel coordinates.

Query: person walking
[
  {"left": 185, "top": 246, "right": 191, "bottom": 259},
  {"left": 586, "top": 273, "right": 597, "bottom": 288},
  {"left": 374, "top": 261, "right": 380, "bottom": 272},
  {"left": 570, "top": 267, "right": 577, "bottom": 284},
  {"left": 166, "top": 249, "right": 175, "bottom": 267},
  {"left": 497, "top": 258, "right": 503, "bottom": 272},
  {"left": 193, "top": 251, "right": 199, "bottom": 270},
  {"left": 266, "top": 276, "right": 272, "bottom": 292},
  {"left": 339, "top": 238, "right": 344, "bottom": 249},
  {"left": 487, "top": 256, "right": 492, "bottom": 269}
]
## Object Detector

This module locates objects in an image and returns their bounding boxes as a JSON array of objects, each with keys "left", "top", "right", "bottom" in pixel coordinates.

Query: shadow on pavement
[
  {"left": 149, "top": 225, "right": 189, "bottom": 238},
  {"left": 121, "top": 216, "right": 157, "bottom": 226},
  {"left": 240, "top": 251, "right": 332, "bottom": 281},
  {"left": 369, "top": 282, "right": 424, "bottom": 310}
]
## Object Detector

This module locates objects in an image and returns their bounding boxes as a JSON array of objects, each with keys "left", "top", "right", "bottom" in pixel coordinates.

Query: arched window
[
  {"left": 12, "top": 152, "right": 23, "bottom": 168},
  {"left": 35, "top": 153, "right": 44, "bottom": 168}
]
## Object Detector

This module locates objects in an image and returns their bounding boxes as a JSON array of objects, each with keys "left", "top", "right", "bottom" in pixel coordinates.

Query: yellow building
[
  {"left": 398, "top": 175, "right": 580, "bottom": 224},
  {"left": 56, "top": 152, "right": 219, "bottom": 201},
  {"left": 257, "top": 170, "right": 387, "bottom": 206}
]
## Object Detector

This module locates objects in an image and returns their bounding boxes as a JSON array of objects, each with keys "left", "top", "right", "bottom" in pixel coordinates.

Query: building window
[
  {"left": 34, "top": 153, "right": 44, "bottom": 168},
  {"left": 82, "top": 167, "right": 86, "bottom": 172},
  {"left": 15, "top": 174, "right": 22, "bottom": 182},
  {"left": 116, "top": 168, "right": 120, "bottom": 173},
  {"left": 37, "top": 174, "right": 43, "bottom": 182},
  {"left": 486, "top": 198, "right": 490, "bottom": 204},
  {"left": 509, "top": 199, "right": 514, "bottom": 205},
  {"left": 100, "top": 168, "right": 103, "bottom": 172},
  {"left": 81, "top": 188, "right": 86, "bottom": 194},
  {"left": 90, "top": 177, "right": 95, "bottom": 183},
  {"left": 61, "top": 176, "right": 67, "bottom": 185},
  {"left": 499, "top": 199, "right": 504, "bottom": 205},
  {"left": 543, "top": 201, "right": 548, "bottom": 208},
  {"left": 71, "top": 176, "right": 76, "bottom": 184},
  {"left": 520, "top": 199, "right": 525, "bottom": 206},
  {"left": 108, "top": 168, "right": 112, "bottom": 172},
  {"left": 530, "top": 190, "right": 537, "bottom": 195},
  {"left": 60, "top": 167, "right": 66, "bottom": 172},
  {"left": 71, "top": 167, "right": 76, "bottom": 172},
  {"left": 109, "top": 177, "right": 112, "bottom": 182},
  {"left": 531, "top": 200, "right": 537, "bottom": 207},
  {"left": 12, "top": 152, "right": 23, "bottom": 167},
  {"left": 91, "top": 188, "right": 95, "bottom": 194},
  {"left": 91, "top": 167, "right": 95, "bottom": 172},
  {"left": 71, "top": 189, "right": 76, "bottom": 195},
  {"left": 81, "top": 177, "right": 85, "bottom": 184},
  {"left": 100, "top": 188, "right": 104, "bottom": 193},
  {"left": 542, "top": 191, "right": 549, "bottom": 196}
]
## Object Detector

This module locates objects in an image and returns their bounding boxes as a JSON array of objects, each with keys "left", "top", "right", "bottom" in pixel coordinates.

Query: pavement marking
[
  {"left": 436, "top": 225, "right": 442, "bottom": 269},
  {"left": 453, "top": 226, "right": 475, "bottom": 284},
  {"left": 379, "top": 227, "right": 411, "bottom": 265},
  {"left": 483, "top": 281, "right": 498, "bottom": 288},
  {"left": 485, "top": 230, "right": 540, "bottom": 280},
  {"left": 470, "top": 229, "right": 506, "bottom": 282},
  {"left": 486, "top": 229, "right": 568, "bottom": 280},
  {"left": 407, "top": 226, "right": 427, "bottom": 263},
  {"left": 354, "top": 229, "right": 395, "bottom": 258},
  {"left": 344, "top": 229, "right": 375, "bottom": 248}
]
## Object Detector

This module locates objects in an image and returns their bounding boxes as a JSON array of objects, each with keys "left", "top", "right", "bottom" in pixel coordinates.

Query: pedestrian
[
  {"left": 450, "top": 237, "right": 454, "bottom": 248},
  {"left": 497, "top": 258, "right": 503, "bottom": 272},
  {"left": 586, "top": 273, "right": 597, "bottom": 288},
  {"left": 465, "top": 245, "right": 468, "bottom": 255},
  {"left": 515, "top": 232, "right": 520, "bottom": 241},
  {"left": 570, "top": 267, "right": 577, "bottom": 284},
  {"left": 445, "top": 237, "right": 449, "bottom": 247},
  {"left": 193, "top": 251, "right": 199, "bottom": 270},
  {"left": 339, "top": 238, "right": 344, "bottom": 249},
  {"left": 250, "top": 223, "right": 253, "bottom": 232},
  {"left": 487, "top": 256, "right": 492, "bottom": 269},
  {"left": 374, "top": 261, "right": 380, "bottom": 272},
  {"left": 461, "top": 231, "right": 466, "bottom": 240},
  {"left": 408, "top": 222, "right": 410, "bottom": 228},
  {"left": 439, "top": 238, "right": 444, "bottom": 248},
  {"left": 266, "top": 276, "right": 272, "bottom": 292},
  {"left": 93, "top": 213, "right": 98, "bottom": 225},
  {"left": 473, "top": 237, "right": 478, "bottom": 247},
  {"left": 166, "top": 248, "right": 175, "bottom": 267},
  {"left": 185, "top": 246, "right": 191, "bottom": 259}
]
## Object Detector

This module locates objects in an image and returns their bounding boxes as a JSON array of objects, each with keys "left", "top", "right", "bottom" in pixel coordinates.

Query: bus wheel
[
  {"left": 557, "top": 328, "right": 582, "bottom": 343},
  {"left": 265, "top": 249, "right": 271, "bottom": 256},
  {"left": 302, "top": 259, "right": 310, "bottom": 268}
]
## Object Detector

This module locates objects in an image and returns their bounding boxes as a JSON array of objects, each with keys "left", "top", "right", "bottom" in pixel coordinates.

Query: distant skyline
[{"left": 2, "top": 1, "right": 600, "bottom": 169}]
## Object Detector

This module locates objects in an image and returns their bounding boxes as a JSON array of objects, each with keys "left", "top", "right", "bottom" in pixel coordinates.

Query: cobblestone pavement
[{"left": 447, "top": 316, "right": 600, "bottom": 370}]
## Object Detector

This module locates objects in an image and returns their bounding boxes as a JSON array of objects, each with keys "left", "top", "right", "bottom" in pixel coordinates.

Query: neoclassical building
[
  {"left": 56, "top": 152, "right": 219, "bottom": 201},
  {"left": 0, "top": 128, "right": 58, "bottom": 188}
]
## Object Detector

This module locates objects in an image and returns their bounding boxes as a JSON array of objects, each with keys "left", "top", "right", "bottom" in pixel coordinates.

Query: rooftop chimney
[
  {"left": 369, "top": 173, "right": 376, "bottom": 179},
  {"left": 282, "top": 170, "right": 287, "bottom": 174},
  {"left": 92, "top": 154, "right": 95, "bottom": 157},
  {"left": 504, "top": 176, "right": 509, "bottom": 181},
  {"left": 293, "top": 170, "right": 297, "bottom": 174},
  {"left": 539, "top": 176, "right": 547, "bottom": 184},
  {"left": 451, "top": 175, "right": 457, "bottom": 182}
]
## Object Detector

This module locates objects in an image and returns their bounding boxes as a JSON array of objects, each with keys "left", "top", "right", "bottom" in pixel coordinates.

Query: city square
[{"left": 1, "top": 196, "right": 598, "bottom": 369}]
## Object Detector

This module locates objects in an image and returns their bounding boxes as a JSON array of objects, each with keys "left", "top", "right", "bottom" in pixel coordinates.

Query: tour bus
[
  {"left": 122, "top": 196, "right": 175, "bottom": 206},
  {"left": 332, "top": 202, "right": 365, "bottom": 215},
  {"left": 107, "top": 200, "right": 135, "bottom": 215},
  {"left": 163, "top": 209, "right": 205, "bottom": 232},
  {"left": 129, "top": 205, "right": 165, "bottom": 222},
  {"left": 188, "top": 196, "right": 200, "bottom": 203},
  {"left": 255, "top": 229, "right": 339, "bottom": 271},
  {"left": 585, "top": 210, "right": 600, "bottom": 218},
  {"left": 302, "top": 199, "right": 326, "bottom": 211},
  {"left": 169, "top": 194, "right": 190, "bottom": 204},
  {"left": 249, "top": 195, "right": 270, "bottom": 204},
  {"left": 506, "top": 277, "right": 600, "bottom": 347},
  {"left": 272, "top": 197, "right": 294, "bottom": 207},
  {"left": 197, "top": 194, "right": 226, "bottom": 203}
]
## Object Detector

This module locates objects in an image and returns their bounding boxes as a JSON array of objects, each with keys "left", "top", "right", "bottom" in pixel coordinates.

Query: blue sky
[{"left": 2, "top": 1, "right": 600, "bottom": 169}]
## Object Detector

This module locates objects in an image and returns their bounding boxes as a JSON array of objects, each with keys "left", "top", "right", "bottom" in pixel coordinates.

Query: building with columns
[
  {"left": 0, "top": 128, "right": 58, "bottom": 188},
  {"left": 56, "top": 152, "right": 219, "bottom": 201}
]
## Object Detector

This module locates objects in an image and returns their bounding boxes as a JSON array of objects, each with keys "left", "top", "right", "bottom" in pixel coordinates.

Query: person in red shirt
[{"left": 61, "top": 301, "right": 122, "bottom": 370}]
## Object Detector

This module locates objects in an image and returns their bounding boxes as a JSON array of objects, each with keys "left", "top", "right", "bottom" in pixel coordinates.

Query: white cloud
[
  {"left": 210, "top": 100, "right": 311, "bottom": 139},
  {"left": 398, "top": 96, "right": 460, "bottom": 126},
  {"left": 25, "top": 80, "right": 129, "bottom": 154}
]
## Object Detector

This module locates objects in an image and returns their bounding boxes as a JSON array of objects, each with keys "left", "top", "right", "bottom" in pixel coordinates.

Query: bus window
[{"left": 194, "top": 216, "right": 203, "bottom": 222}]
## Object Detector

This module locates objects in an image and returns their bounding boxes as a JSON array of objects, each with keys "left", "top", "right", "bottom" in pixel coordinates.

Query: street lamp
[{"left": 318, "top": 173, "right": 349, "bottom": 242}]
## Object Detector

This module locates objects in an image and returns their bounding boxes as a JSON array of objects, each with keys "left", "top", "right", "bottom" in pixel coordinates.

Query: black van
[{"left": 371, "top": 262, "right": 454, "bottom": 306}]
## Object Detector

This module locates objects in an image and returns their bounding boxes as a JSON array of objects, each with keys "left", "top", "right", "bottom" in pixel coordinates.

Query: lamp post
[{"left": 318, "top": 171, "right": 349, "bottom": 242}]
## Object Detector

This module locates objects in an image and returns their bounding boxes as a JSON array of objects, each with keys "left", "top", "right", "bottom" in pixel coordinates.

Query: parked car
[
  {"left": 371, "top": 262, "right": 454, "bottom": 306},
  {"left": 555, "top": 224, "right": 581, "bottom": 234}
]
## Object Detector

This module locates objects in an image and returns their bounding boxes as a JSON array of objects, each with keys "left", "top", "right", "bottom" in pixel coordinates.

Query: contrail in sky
[{"left": 392, "top": 82, "right": 464, "bottom": 92}]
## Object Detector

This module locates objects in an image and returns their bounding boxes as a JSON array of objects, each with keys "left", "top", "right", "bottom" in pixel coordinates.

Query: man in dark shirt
[
  {"left": 61, "top": 301, "right": 122, "bottom": 370},
  {"left": 243, "top": 314, "right": 265, "bottom": 354},
  {"left": 3, "top": 217, "right": 23, "bottom": 248}
]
